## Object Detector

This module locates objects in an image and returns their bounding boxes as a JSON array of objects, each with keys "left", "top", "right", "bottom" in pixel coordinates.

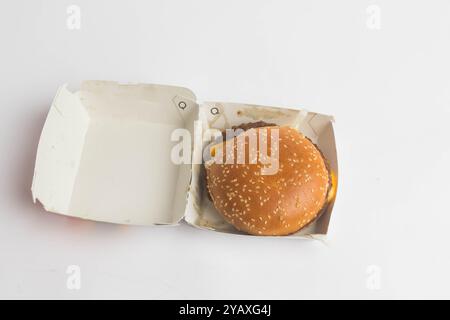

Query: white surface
[{"left": 1, "top": 0, "right": 449, "bottom": 299}]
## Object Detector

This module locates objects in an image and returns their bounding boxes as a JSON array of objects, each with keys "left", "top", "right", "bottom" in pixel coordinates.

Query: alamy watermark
[
  {"left": 366, "top": 264, "right": 382, "bottom": 290},
  {"left": 366, "top": 5, "right": 381, "bottom": 30},
  {"left": 66, "top": 265, "right": 81, "bottom": 290},
  {"left": 170, "top": 121, "right": 280, "bottom": 175},
  {"left": 66, "top": 5, "right": 81, "bottom": 30}
]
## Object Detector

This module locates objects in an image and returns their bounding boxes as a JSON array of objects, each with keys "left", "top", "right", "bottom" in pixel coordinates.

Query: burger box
[{"left": 32, "top": 81, "right": 338, "bottom": 239}]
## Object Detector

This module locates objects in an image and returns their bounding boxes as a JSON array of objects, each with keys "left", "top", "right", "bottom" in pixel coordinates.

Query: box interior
[{"left": 32, "top": 81, "right": 197, "bottom": 225}]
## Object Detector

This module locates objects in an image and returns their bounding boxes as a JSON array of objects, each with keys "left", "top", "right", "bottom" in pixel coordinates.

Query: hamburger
[{"left": 204, "top": 123, "right": 332, "bottom": 236}]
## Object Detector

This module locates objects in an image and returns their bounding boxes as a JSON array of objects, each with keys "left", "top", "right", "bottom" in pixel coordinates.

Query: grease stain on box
[{"left": 236, "top": 105, "right": 287, "bottom": 120}]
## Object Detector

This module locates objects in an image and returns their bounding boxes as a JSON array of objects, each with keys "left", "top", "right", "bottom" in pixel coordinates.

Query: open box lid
[{"left": 32, "top": 81, "right": 198, "bottom": 225}]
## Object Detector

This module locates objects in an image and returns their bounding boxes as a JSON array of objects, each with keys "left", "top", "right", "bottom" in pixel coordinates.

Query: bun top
[{"left": 205, "top": 126, "right": 330, "bottom": 236}]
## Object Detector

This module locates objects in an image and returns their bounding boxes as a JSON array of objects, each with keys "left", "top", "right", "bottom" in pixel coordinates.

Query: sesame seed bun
[{"left": 205, "top": 126, "right": 330, "bottom": 236}]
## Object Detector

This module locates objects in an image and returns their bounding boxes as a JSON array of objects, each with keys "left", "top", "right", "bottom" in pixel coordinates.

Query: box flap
[{"left": 32, "top": 81, "right": 197, "bottom": 225}]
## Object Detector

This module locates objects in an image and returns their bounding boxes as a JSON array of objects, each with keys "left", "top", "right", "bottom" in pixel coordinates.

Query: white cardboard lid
[{"left": 32, "top": 81, "right": 197, "bottom": 225}]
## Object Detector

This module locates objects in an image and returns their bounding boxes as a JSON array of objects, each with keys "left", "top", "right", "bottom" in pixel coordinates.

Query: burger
[{"left": 204, "top": 122, "right": 333, "bottom": 236}]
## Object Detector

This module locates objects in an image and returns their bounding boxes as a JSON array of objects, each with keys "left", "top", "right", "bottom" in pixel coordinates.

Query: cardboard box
[{"left": 32, "top": 81, "right": 338, "bottom": 238}]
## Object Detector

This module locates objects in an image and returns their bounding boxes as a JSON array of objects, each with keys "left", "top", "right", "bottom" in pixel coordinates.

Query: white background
[{"left": 1, "top": 0, "right": 450, "bottom": 299}]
